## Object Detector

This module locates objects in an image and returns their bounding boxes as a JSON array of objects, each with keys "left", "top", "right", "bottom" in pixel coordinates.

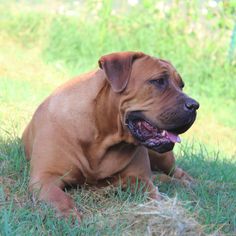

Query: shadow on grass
[{"left": 0, "top": 137, "right": 235, "bottom": 234}]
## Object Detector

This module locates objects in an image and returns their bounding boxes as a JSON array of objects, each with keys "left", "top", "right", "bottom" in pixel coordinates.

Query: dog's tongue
[
  {"left": 164, "top": 130, "right": 181, "bottom": 143},
  {"left": 137, "top": 121, "right": 181, "bottom": 143}
]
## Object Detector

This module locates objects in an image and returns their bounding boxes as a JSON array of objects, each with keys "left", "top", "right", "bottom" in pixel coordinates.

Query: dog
[{"left": 22, "top": 51, "right": 199, "bottom": 221}]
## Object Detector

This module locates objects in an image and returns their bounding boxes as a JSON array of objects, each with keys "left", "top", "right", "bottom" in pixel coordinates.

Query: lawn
[{"left": 0, "top": 1, "right": 236, "bottom": 235}]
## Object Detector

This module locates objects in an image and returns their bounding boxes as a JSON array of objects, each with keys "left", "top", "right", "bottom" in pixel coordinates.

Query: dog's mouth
[{"left": 125, "top": 117, "right": 181, "bottom": 153}]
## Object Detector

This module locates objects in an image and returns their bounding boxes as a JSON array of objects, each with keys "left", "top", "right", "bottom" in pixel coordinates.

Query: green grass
[
  {"left": 1, "top": 135, "right": 235, "bottom": 235},
  {"left": 0, "top": 1, "right": 236, "bottom": 235},
  {"left": 163, "top": 143, "right": 236, "bottom": 234}
]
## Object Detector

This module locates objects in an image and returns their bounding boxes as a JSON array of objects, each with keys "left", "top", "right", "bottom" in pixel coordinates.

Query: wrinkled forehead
[
  {"left": 158, "top": 58, "right": 176, "bottom": 73},
  {"left": 131, "top": 55, "right": 183, "bottom": 83}
]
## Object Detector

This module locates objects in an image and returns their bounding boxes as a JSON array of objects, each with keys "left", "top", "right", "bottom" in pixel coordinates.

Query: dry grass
[
  {"left": 77, "top": 188, "right": 207, "bottom": 236},
  {"left": 0, "top": 178, "right": 207, "bottom": 236}
]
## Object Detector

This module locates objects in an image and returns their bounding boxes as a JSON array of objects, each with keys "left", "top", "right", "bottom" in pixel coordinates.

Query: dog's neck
[{"left": 94, "top": 73, "right": 134, "bottom": 144}]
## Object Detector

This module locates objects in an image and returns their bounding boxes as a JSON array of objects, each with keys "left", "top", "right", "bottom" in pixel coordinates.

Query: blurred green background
[{"left": 0, "top": 0, "right": 235, "bottom": 155}]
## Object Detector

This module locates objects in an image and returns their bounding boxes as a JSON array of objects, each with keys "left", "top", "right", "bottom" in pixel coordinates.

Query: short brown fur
[{"left": 22, "top": 52, "right": 197, "bottom": 221}]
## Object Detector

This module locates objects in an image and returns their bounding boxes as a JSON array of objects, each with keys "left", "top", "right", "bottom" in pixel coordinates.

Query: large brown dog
[{"left": 22, "top": 51, "right": 199, "bottom": 220}]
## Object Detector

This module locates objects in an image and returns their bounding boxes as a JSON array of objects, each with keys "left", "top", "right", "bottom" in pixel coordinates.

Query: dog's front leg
[
  {"left": 114, "top": 146, "right": 162, "bottom": 200},
  {"left": 30, "top": 175, "right": 81, "bottom": 222},
  {"left": 148, "top": 150, "right": 193, "bottom": 185}
]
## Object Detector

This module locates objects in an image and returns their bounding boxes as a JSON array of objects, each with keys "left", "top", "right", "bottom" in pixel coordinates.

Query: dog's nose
[{"left": 185, "top": 98, "right": 199, "bottom": 111}]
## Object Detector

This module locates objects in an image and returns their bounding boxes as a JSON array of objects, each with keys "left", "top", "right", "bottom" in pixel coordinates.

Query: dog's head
[{"left": 99, "top": 51, "right": 199, "bottom": 153}]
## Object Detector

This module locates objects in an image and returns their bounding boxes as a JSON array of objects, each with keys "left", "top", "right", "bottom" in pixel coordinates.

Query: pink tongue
[{"left": 165, "top": 131, "right": 181, "bottom": 143}]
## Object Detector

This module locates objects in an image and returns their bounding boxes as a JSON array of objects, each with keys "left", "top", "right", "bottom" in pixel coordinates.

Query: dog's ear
[{"left": 98, "top": 51, "right": 144, "bottom": 93}]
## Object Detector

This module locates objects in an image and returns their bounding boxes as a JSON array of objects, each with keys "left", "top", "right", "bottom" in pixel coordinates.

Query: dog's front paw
[
  {"left": 172, "top": 167, "right": 194, "bottom": 186},
  {"left": 56, "top": 206, "right": 82, "bottom": 225},
  {"left": 148, "top": 186, "right": 163, "bottom": 201}
]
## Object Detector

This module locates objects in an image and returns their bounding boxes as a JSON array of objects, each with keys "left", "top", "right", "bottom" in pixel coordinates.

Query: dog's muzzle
[
  {"left": 125, "top": 116, "right": 179, "bottom": 153},
  {"left": 125, "top": 100, "right": 199, "bottom": 153}
]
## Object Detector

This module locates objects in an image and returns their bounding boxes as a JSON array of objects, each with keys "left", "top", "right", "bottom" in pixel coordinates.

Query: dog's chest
[{"left": 83, "top": 142, "right": 137, "bottom": 182}]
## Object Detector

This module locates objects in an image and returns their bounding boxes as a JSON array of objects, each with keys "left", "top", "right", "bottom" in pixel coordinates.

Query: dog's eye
[{"left": 149, "top": 78, "right": 166, "bottom": 89}]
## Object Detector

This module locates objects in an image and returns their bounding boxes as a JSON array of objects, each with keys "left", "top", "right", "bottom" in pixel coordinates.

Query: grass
[{"left": 0, "top": 0, "right": 236, "bottom": 235}]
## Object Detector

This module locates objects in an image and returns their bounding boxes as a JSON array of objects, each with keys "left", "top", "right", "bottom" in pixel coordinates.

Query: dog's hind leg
[{"left": 22, "top": 121, "right": 34, "bottom": 160}]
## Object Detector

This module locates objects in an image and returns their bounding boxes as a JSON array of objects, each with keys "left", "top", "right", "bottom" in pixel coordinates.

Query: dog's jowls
[{"left": 22, "top": 51, "right": 199, "bottom": 221}]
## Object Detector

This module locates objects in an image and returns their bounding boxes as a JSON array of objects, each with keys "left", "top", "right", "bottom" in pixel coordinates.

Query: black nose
[{"left": 185, "top": 98, "right": 199, "bottom": 111}]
